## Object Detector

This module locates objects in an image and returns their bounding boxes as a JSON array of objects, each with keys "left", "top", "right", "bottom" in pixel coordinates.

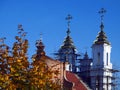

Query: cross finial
[
  {"left": 66, "top": 29, "right": 71, "bottom": 36},
  {"left": 36, "top": 33, "right": 44, "bottom": 47},
  {"left": 98, "top": 8, "right": 106, "bottom": 31},
  {"left": 18, "top": 24, "right": 24, "bottom": 31},
  {"left": 40, "top": 33, "right": 43, "bottom": 41},
  {"left": 66, "top": 14, "right": 72, "bottom": 29},
  {"left": 98, "top": 8, "right": 106, "bottom": 22}
]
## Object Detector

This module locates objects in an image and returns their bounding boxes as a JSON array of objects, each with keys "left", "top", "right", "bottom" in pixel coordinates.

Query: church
[
  {"left": 55, "top": 8, "right": 113, "bottom": 90},
  {"left": 34, "top": 8, "right": 115, "bottom": 90}
]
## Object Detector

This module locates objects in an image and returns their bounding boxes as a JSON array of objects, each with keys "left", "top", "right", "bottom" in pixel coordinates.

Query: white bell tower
[{"left": 90, "top": 8, "right": 112, "bottom": 90}]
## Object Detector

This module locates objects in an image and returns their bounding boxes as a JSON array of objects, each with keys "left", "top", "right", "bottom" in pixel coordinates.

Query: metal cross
[
  {"left": 36, "top": 33, "right": 43, "bottom": 46},
  {"left": 66, "top": 14, "right": 72, "bottom": 28},
  {"left": 40, "top": 33, "right": 43, "bottom": 41},
  {"left": 66, "top": 29, "right": 71, "bottom": 36},
  {"left": 18, "top": 24, "right": 23, "bottom": 31},
  {"left": 98, "top": 8, "right": 106, "bottom": 22}
]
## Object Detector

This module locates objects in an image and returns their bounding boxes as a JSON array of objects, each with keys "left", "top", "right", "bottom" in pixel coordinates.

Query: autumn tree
[
  {"left": 0, "top": 25, "right": 61, "bottom": 90},
  {"left": 0, "top": 37, "right": 10, "bottom": 89},
  {"left": 29, "top": 38, "right": 61, "bottom": 90},
  {"left": 8, "top": 25, "right": 29, "bottom": 89}
]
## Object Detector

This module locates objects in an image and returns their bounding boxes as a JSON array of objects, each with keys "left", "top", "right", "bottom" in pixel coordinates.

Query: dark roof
[
  {"left": 94, "top": 22, "right": 110, "bottom": 45},
  {"left": 60, "top": 28, "right": 76, "bottom": 49}
]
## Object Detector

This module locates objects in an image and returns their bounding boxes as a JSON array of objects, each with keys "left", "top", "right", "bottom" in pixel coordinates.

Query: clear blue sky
[{"left": 0, "top": 0, "right": 120, "bottom": 73}]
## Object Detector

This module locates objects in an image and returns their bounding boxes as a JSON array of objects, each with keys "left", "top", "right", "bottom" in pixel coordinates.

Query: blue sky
[{"left": 0, "top": 0, "right": 120, "bottom": 70}]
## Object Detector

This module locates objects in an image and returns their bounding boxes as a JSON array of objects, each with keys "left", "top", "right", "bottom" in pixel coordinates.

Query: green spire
[
  {"left": 61, "top": 14, "right": 75, "bottom": 49},
  {"left": 94, "top": 8, "right": 110, "bottom": 45}
]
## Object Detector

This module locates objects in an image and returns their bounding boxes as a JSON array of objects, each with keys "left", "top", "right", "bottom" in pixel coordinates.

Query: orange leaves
[
  {"left": 5, "top": 26, "right": 30, "bottom": 89},
  {"left": 0, "top": 38, "right": 11, "bottom": 89},
  {"left": 10, "top": 67, "right": 15, "bottom": 72},
  {"left": 0, "top": 74, "right": 10, "bottom": 89},
  {"left": 30, "top": 57, "right": 61, "bottom": 90},
  {"left": 0, "top": 25, "right": 61, "bottom": 90}
]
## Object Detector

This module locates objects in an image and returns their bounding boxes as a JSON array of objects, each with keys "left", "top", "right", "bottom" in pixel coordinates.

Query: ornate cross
[
  {"left": 98, "top": 8, "right": 106, "bottom": 22},
  {"left": 18, "top": 24, "right": 23, "bottom": 31},
  {"left": 66, "top": 14, "right": 72, "bottom": 36},
  {"left": 40, "top": 33, "right": 43, "bottom": 41},
  {"left": 36, "top": 33, "right": 43, "bottom": 46},
  {"left": 66, "top": 14, "right": 72, "bottom": 28}
]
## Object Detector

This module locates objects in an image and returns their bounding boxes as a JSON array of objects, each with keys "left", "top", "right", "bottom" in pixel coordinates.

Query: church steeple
[
  {"left": 61, "top": 14, "right": 75, "bottom": 49},
  {"left": 61, "top": 31, "right": 76, "bottom": 49},
  {"left": 91, "top": 8, "right": 112, "bottom": 90},
  {"left": 57, "top": 14, "right": 78, "bottom": 72},
  {"left": 35, "top": 34, "right": 45, "bottom": 59},
  {"left": 94, "top": 8, "right": 110, "bottom": 45},
  {"left": 83, "top": 51, "right": 89, "bottom": 59}
]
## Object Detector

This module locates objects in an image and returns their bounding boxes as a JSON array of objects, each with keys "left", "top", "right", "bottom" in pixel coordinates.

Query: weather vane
[{"left": 98, "top": 8, "right": 106, "bottom": 22}]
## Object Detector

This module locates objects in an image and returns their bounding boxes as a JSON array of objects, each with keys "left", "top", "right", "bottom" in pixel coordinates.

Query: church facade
[
  {"left": 55, "top": 8, "right": 114, "bottom": 90},
  {"left": 34, "top": 31, "right": 90, "bottom": 90},
  {"left": 34, "top": 8, "right": 116, "bottom": 90}
]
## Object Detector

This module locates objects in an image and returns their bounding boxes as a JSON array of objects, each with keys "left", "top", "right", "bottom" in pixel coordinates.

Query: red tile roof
[{"left": 65, "top": 71, "right": 89, "bottom": 90}]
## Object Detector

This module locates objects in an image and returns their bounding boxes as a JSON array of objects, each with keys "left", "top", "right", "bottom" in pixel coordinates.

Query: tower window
[
  {"left": 106, "top": 53, "right": 108, "bottom": 65},
  {"left": 97, "top": 52, "right": 100, "bottom": 64}
]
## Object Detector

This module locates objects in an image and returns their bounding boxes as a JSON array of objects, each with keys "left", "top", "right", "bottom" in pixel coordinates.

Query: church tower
[
  {"left": 34, "top": 34, "right": 46, "bottom": 59},
  {"left": 90, "top": 8, "right": 112, "bottom": 90},
  {"left": 56, "top": 15, "right": 78, "bottom": 72},
  {"left": 79, "top": 51, "right": 92, "bottom": 87}
]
